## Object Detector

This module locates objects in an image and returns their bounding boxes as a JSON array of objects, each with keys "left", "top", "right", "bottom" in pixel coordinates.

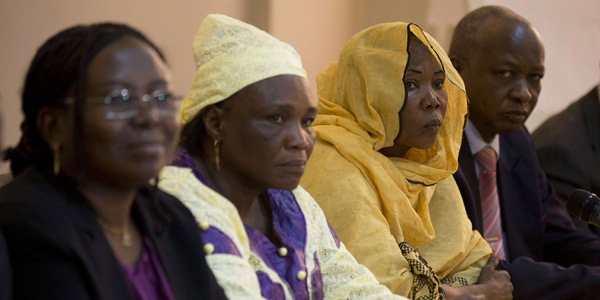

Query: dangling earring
[
  {"left": 213, "top": 139, "right": 221, "bottom": 171},
  {"left": 51, "top": 143, "right": 60, "bottom": 175}
]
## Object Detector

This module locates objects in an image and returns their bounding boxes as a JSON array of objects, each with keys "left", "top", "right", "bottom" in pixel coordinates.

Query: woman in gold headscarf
[{"left": 301, "top": 23, "right": 513, "bottom": 299}]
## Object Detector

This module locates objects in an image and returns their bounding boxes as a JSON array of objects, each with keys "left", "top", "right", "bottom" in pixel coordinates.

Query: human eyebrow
[
  {"left": 102, "top": 79, "right": 168, "bottom": 87},
  {"left": 532, "top": 66, "right": 545, "bottom": 74},
  {"left": 406, "top": 69, "right": 422, "bottom": 74}
]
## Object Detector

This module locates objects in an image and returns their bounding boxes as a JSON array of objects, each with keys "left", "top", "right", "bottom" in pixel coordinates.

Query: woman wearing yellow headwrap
[
  {"left": 159, "top": 14, "right": 408, "bottom": 299},
  {"left": 301, "top": 23, "right": 513, "bottom": 299}
]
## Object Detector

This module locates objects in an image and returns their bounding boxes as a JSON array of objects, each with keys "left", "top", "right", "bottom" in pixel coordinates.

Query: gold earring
[
  {"left": 51, "top": 143, "right": 60, "bottom": 175},
  {"left": 213, "top": 139, "right": 220, "bottom": 171}
]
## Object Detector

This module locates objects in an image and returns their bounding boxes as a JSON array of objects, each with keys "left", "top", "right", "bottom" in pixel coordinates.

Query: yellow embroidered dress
[
  {"left": 159, "top": 152, "right": 406, "bottom": 299},
  {"left": 300, "top": 23, "right": 492, "bottom": 298},
  {"left": 159, "top": 14, "right": 408, "bottom": 300}
]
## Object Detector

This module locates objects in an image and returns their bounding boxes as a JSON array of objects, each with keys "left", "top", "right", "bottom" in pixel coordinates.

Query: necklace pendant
[{"left": 121, "top": 230, "right": 133, "bottom": 247}]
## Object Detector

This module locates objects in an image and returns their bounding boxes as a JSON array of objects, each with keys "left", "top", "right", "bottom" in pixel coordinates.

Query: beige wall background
[{"left": 1, "top": 0, "right": 598, "bottom": 174}]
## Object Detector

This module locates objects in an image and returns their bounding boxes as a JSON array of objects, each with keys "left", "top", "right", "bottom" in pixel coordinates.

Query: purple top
[
  {"left": 172, "top": 148, "right": 338, "bottom": 299},
  {"left": 119, "top": 237, "right": 175, "bottom": 300}
]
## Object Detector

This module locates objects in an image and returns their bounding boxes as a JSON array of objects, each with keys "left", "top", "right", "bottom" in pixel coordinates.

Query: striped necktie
[{"left": 475, "top": 146, "right": 506, "bottom": 259}]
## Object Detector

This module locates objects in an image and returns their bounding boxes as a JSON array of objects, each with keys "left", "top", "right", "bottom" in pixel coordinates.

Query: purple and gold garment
[
  {"left": 158, "top": 148, "right": 406, "bottom": 299},
  {"left": 172, "top": 149, "right": 326, "bottom": 299}
]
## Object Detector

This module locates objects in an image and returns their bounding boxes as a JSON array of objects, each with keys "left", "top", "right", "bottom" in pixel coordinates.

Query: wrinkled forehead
[{"left": 225, "top": 74, "right": 313, "bottom": 111}]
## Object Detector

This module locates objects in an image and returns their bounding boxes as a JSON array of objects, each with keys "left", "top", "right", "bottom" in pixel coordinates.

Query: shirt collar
[{"left": 464, "top": 120, "right": 500, "bottom": 159}]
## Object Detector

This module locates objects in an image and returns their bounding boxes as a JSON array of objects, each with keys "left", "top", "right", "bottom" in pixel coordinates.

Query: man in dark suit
[
  {"left": 533, "top": 85, "right": 600, "bottom": 236},
  {"left": 449, "top": 5, "right": 600, "bottom": 299}
]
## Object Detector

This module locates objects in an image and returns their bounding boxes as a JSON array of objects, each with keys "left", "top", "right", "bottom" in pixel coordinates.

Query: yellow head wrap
[
  {"left": 315, "top": 22, "right": 467, "bottom": 178},
  {"left": 309, "top": 20, "right": 468, "bottom": 245},
  {"left": 183, "top": 14, "right": 307, "bottom": 123},
  {"left": 302, "top": 23, "right": 487, "bottom": 294}
]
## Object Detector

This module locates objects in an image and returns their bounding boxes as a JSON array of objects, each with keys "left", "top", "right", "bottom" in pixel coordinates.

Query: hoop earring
[
  {"left": 214, "top": 139, "right": 221, "bottom": 171},
  {"left": 51, "top": 143, "right": 60, "bottom": 175}
]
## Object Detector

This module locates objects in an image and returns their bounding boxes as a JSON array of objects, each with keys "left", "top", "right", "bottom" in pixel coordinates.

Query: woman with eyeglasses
[{"left": 0, "top": 23, "right": 226, "bottom": 300}]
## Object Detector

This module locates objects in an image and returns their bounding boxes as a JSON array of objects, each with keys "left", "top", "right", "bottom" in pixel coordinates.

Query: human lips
[
  {"left": 277, "top": 159, "right": 307, "bottom": 174},
  {"left": 127, "top": 139, "right": 164, "bottom": 155},
  {"left": 423, "top": 119, "right": 442, "bottom": 132},
  {"left": 503, "top": 110, "right": 528, "bottom": 123}
]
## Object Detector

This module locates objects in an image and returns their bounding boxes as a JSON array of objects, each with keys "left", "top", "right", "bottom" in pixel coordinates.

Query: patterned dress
[{"left": 157, "top": 149, "right": 407, "bottom": 299}]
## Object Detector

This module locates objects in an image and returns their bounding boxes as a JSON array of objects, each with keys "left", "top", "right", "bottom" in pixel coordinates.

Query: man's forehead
[{"left": 476, "top": 23, "right": 543, "bottom": 57}]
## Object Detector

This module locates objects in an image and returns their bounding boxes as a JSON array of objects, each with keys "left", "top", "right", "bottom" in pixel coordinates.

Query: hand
[
  {"left": 441, "top": 285, "right": 486, "bottom": 300},
  {"left": 441, "top": 255, "right": 512, "bottom": 300},
  {"left": 476, "top": 255, "right": 513, "bottom": 300},
  {"left": 456, "top": 296, "right": 485, "bottom": 300}
]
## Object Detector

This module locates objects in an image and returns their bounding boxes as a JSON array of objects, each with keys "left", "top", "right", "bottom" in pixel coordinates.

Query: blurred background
[{"left": 1, "top": 0, "right": 599, "bottom": 174}]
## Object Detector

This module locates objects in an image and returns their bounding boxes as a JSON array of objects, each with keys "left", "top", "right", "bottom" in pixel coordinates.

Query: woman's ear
[
  {"left": 37, "top": 107, "right": 66, "bottom": 146},
  {"left": 201, "top": 104, "right": 226, "bottom": 141}
]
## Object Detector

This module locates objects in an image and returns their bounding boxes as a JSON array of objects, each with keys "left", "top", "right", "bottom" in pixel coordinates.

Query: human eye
[
  {"left": 405, "top": 81, "right": 417, "bottom": 91},
  {"left": 497, "top": 70, "right": 514, "bottom": 79},
  {"left": 433, "top": 79, "right": 444, "bottom": 89},
  {"left": 267, "top": 114, "right": 284, "bottom": 124},
  {"left": 528, "top": 73, "right": 544, "bottom": 82},
  {"left": 105, "top": 89, "right": 131, "bottom": 106},
  {"left": 301, "top": 116, "right": 315, "bottom": 127},
  {"left": 152, "top": 90, "right": 176, "bottom": 105}
]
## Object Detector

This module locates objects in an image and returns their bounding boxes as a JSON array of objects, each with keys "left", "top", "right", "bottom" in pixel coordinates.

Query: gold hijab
[{"left": 307, "top": 23, "right": 468, "bottom": 247}]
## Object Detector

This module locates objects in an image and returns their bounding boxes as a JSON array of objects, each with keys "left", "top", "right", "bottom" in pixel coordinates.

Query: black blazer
[
  {"left": 0, "top": 167, "right": 227, "bottom": 300},
  {"left": 455, "top": 127, "right": 600, "bottom": 300},
  {"left": 533, "top": 87, "right": 600, "bottom": 235},
  {"left": 0, "top": 233, "right": 10, "bottom": 300}
]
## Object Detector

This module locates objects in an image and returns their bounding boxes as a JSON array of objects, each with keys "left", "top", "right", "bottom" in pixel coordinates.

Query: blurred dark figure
[
  {"left": 0, "top": 95, "right": 11, "bottom": 300},
  {"left": 534, "top": 83, "right": 600, "bottom": 236}
]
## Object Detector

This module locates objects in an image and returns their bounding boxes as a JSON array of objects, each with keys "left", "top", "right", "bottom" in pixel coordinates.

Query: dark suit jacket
[
  {"left": 533, "top": 87, "right": 600, "bottom": 235},
  {"left": 0, "top": 233, "right": 10, "bottom": 300},
  {"left": 454, "top": 127, "right": 600, "bottom": 300},
  {"left": 0, "top": 167, "right": 227, "bottom": 300}
]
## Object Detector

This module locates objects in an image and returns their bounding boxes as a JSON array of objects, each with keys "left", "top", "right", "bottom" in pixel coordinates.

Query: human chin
[
  {"left": 125, "top": 152, "right": 167, "bottom": 180},
  {"left": 494, "top": 120, "right": 523, "bottom": 135},
  {"left": 267, "top": 172, "right": 303, "bottom": 191}
]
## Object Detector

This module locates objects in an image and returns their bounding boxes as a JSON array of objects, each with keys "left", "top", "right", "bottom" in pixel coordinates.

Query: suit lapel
[
  {"left": 132, "top": 188, "right": 184, "bottom": 300},
  {"left": 498, "top": 130, "right": 545, "bottom": 260},
  {"left": 63, "top": 187, "right": 133, "bottom": 300}
]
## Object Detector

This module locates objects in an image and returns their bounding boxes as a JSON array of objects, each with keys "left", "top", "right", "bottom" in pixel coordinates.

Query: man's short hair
[{"left": 449, "top": 5, "right": 531, "bottom": 60}]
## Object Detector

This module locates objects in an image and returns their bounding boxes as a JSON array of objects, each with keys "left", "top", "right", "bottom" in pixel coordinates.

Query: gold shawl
[{"left": 301, "top": 23, "right": 491, "bottom": 296}]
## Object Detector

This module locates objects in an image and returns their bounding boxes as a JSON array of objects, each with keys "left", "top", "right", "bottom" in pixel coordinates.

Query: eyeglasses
[{"left": 63, "top": 89, "right": 183, "bottom": 120}]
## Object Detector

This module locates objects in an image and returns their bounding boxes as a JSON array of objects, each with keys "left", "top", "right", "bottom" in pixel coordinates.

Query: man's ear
[
  {"left": 450, "top": 56, "right": 463, "bottom": 73},
  {"left": 36, "top": 107, "right": 66, "bottom": 147},
  {"left": 201, "top": 104, "right": 226, "bottom": 141}
]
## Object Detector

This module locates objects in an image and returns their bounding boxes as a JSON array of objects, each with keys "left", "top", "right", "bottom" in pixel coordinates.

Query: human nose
[
  {"left": 509, "top": 79, "right": 533, "bottom": 103},
  {"left": 421, "top": 86, "right": 441, "bottom": 110},
  {"left": 132, "top": 99, "right": 159, "bottom": 125},
  {"left": 285, "top": 123, "right": 310, "bottom": 149}
]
